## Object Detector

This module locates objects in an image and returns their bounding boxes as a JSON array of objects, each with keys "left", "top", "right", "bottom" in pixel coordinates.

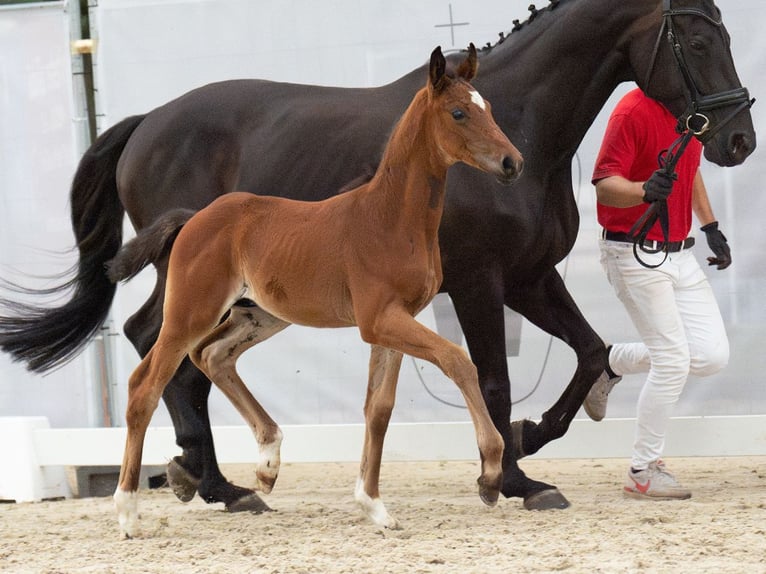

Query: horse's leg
[
  {"left": 189, "top": 305, "right": 290, "bottom": 495},
  {"left": 359, "top": 307, "right": 504, "bottom": 509},
  {"left": 123, "top": 275, "right": 267, "bottom": 511},
  {"left": 448, "top": 274, "right": 569, "bottom": 510},
  {"left": 506, "top": 268, "right": 606, "bottom": 458},
  {"left": 355, "top": 344, "right": 404, "bottom": 529},
  {"left": 163, "top": 360, "right": 271, "bottom": 511},
  {"left": 114, "top": 342, "right": 188, "bottom": 539}
]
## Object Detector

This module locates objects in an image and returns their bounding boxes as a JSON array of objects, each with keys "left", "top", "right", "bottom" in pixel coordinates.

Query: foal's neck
[{"left": 366, "top": 90, "right": 449, "bottom": 233}]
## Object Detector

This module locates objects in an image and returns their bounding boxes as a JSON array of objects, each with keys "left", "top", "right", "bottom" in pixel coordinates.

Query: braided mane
[{"left": 476, "top": 0, "right": 566, "bottom": 53}]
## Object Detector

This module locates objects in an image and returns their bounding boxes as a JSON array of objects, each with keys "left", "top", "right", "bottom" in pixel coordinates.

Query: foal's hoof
[
  {"left": 226, "top": 493, "right": 272, "bottom": 514},
  {"left": 523, "top": 488, "right": 570, "bottom": 511},
  {"left": 256, "top": 471, "right": 278, "bottom": 495},
  {"left": 166, "top": 457, "right": 199, "bottom": 503},
  {"left": 477, "top": 478, "right": 500, "bottom": 507}
]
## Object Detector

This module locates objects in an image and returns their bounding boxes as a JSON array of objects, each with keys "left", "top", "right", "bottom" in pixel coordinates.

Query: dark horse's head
[{"left": 630, "top": 0, "right": 755, "bottom": 166}]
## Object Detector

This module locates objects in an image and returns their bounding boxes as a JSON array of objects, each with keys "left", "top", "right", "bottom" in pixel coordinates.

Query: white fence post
[{"left": 0, "top": 417, "right": 71, "bottom": 502}]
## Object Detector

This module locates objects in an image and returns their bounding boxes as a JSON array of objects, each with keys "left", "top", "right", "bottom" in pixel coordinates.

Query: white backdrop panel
[{"left": 0, "top": 2, "right": 99, "bottom": 427}]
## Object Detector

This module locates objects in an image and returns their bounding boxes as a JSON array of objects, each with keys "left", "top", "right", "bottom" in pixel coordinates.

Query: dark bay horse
[
  {"left": 109, "top": 45, "right": 521, "bottom": 537},
  {"left": 0, "top": 0, "right": 755, "bottom": 512}
]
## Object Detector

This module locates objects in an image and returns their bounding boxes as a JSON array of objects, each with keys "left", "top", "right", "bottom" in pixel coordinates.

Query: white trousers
[{"left": 599, "top": 240, "right": 729, "bottom": 470}]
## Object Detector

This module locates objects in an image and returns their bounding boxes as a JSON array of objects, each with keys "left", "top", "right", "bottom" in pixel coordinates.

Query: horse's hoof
[
  {"left": 478, "top": 482, "right": 500, "bottom": 507},
  {"left": 226, "top": 493, "right": 272, "bottom": 514},
  {"left": 510, "top": 419, "right": 528, "bottom": 459},
  {"left": 523, "top": 488, "right": 570, "bottom": 511},
  {"left": 479, "top": 488, "right": 500, "bottom": 507},
  {"left": 166, "top": 457, "right": 199, "bottom": 503},
  {"left": 256, "top": 471, "right": 278, "bottom": 495}
]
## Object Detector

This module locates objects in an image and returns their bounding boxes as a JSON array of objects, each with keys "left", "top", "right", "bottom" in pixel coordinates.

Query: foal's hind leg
[
  {"left": 123, "top": 271, "right": 266, "bottom": 511},
  {"left": 190, "top": 304, "right": 289, "bottom": 494},
  {"left": 355, "top": 345, "right": 404, "bottom": 529},
  {"left": 115, "top": 341, "right": 190, "bottom": 538}
]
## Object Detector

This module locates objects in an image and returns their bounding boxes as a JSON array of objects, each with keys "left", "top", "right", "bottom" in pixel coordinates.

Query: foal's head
[{"left": 426, "top": 44, "right": 523, "bottom": 184}]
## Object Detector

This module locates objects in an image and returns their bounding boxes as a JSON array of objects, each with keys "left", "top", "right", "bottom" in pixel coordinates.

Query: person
[{"left": 584, "top": 87, "right": 732, "bottom": 500}]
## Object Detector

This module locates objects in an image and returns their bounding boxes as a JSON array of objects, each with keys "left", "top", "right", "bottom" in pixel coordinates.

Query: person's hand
[
  {"left": 701, "top": 221, "right": 731, "bottom": 270},
  {"left": 642, "top": 170, "right": 675, "bottom": 203}
]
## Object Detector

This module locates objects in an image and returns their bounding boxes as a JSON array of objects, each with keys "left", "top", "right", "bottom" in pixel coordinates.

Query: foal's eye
[{"left": 451, "top": 109, "right": 466, "bottom": 120}]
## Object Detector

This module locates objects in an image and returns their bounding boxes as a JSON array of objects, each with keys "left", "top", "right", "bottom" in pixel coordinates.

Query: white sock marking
[
  {"left": 113, "top": 487, "right": 140, "bottom": 539},
  {"left": 354, "top": 476, "right": 401, "bottom": 529}
]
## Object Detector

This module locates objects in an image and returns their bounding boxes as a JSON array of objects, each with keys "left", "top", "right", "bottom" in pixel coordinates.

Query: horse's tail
[
  {"left": 0, "top": 114, "right": 146, "bottom": 372},
  {"left": 106, "top": 209, "right": 196, "bottom": 283}
]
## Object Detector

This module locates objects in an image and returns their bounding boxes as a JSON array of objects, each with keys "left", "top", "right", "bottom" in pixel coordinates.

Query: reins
[
  {"left": 631, "top": 0, "right": 755, "bottom": 268},
  {"left": 627, "top": 128, "right": 695, "bottom": 268}
]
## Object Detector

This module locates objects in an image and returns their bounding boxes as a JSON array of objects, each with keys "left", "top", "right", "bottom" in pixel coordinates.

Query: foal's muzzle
[{"left": 497, "top": 155, "right": 523, "bottom": 185}]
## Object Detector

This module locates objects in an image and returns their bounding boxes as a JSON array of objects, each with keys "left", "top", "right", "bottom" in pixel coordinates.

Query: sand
[{"left": 1, "top": 457, "right": 765, "bottom": 573}]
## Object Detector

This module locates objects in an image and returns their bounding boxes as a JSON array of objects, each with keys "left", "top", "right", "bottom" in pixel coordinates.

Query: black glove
[
  {"left": 642, "top": 170, "right": 676, "bottom": 203},
  {"left": 701, "top": 221, "right": 731, "bottom": 270}
]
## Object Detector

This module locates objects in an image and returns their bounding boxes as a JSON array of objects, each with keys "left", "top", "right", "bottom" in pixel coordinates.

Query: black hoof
[
  {"left": 167, "top": 457, "right": 199, "bottom": 503},
  {"left": 523, "top": 488, "right": 570, "bottom": 511},
  {"left": 226, "top": 493, "right": 272, "bottom": 514}
]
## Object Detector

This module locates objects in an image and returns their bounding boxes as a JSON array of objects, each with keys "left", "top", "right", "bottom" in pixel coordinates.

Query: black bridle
[
  {"left": 643, "top": 0, "right": 754, "bottom": 140},
  {"left": 631, "top": 0, "right": 755, "bottom": 268}
]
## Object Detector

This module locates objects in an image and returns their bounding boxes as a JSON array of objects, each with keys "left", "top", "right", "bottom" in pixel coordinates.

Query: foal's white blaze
[
  {"left": 354, "top": 476, "right": 401, "bottom": 530},
  {"left": 470, "top": 89, "right": 487, "bottom": 111},
  {"left": 114, "top": 488, "right": 139, "bottom": 539}
]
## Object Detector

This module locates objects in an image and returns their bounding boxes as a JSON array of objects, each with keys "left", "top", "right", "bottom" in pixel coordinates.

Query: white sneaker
[
  {"left": 583, "top": 371, "right": 622, "bottom": 421},
  {"left": 623, "top": 460, "right": 691, "bottom": 500}
]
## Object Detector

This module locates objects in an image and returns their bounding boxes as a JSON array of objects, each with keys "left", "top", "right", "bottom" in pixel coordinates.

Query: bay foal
[{"left": 108, "top": 45, "right": 522, "bottom": 538}]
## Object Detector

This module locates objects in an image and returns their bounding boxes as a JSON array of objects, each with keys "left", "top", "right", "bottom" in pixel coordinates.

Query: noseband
[{"left": 643, "top": 0, "right": 754, "bottom": 142}]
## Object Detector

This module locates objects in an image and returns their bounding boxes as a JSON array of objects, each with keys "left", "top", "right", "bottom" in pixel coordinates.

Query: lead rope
[{"left": 627, "top": 128, "right": 695, "bottom": 269}]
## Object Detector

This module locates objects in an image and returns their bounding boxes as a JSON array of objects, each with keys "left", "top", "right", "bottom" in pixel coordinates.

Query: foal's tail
[
  {"left": 0, "top": 115, "right": 146, "bottom": 372},
  {"left": 106, "top": 209, "right": 195, "bottom": 283}
]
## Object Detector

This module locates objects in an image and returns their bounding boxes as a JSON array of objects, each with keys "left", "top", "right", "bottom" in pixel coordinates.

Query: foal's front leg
[
  {"left": 355, "top": 345, "right": 404, "bottom": 529},
  {"left": 359, "top": 307, "right": 504, "bottom": 512}
]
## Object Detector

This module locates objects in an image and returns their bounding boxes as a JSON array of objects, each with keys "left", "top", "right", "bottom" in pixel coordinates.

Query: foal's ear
[
  {"left": 429, "top": 46, "right": 448, "bottom": 92},
  {"left": 457, "top": 43, "right": 478, "bottom": 82}
]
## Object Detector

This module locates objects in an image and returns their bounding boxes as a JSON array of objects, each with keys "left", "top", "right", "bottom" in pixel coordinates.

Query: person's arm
[
  {"left": 692, "top": 169, "right": 732, "bottom": 270},
  {"left": 595, "top": 169, "right": 674, "bottom": 208},
  {"left": 594, "top": 175, "right": 646, "bottom": 207},
  {"left": 691, "top": 169, "right": 716, "bottom": 226}
]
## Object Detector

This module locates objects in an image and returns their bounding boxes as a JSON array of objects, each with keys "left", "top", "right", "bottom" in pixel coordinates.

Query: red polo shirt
[{"left": 592, "top": 89, "right": 702, "bottom": 242}]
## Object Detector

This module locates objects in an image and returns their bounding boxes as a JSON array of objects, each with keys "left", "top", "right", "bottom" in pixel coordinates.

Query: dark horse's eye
[
  {"left": 688, "top": 39, "right": 705, "bottom": 52},
  {"left": 452, "top": 109, "right": 466, "bottom": 120}
]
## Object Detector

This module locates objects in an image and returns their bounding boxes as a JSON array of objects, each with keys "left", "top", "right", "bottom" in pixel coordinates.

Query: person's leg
[
  {"left": 608, "top": 342, "right": 649, "bottom": 375},
  {"left": 598, "top": 242, "right": 691, "bottom": 469},
  {"left": 673, "top": 250, "right": 729, "bottom": 377},
  {"left": 589, "top": 247, "right": 729, "bottom": 417}
]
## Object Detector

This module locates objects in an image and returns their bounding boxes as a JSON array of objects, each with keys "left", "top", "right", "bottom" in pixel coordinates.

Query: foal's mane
[{"left": 368, "top": 86, "right": 430, "bottom": 180}]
